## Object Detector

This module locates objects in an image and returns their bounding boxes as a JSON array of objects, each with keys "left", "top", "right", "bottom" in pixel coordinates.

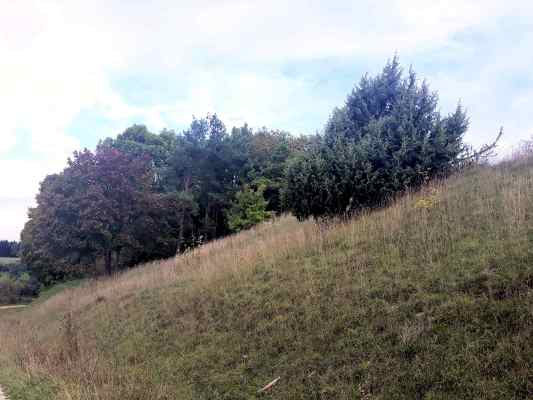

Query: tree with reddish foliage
[
  {"left": 21, "top": 146, "right": 176, "bottom": 282},
  {"left": 72, "top": 146, "right": 155, "bottom": 275}
]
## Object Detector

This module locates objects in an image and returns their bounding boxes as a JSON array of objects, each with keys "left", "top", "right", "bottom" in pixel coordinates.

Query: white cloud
[
  {"left": 1, "top": 0, "right": 533, "bottom": 239},
  {"left": 0, "top": 159, "right": 58, "bottom": 241}
]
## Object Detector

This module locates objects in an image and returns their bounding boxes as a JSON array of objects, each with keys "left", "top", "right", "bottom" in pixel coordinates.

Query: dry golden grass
[
  {"left": 0, "top": 215, "right": 323, "bottom": 397},
  {"left": 2, "top": 153, "right": 533, "bottom": 399},
  {"left": 21, "top": 215, "right": 315, "bottom": 318}
]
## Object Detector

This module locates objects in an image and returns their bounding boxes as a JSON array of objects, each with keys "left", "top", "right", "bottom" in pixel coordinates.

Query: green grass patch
[
  {"left": 0, "top": 359, "right": 57, "bottom": 400},
  {"left": 31, "top": 279, "right": 86, "bottom": 306}
]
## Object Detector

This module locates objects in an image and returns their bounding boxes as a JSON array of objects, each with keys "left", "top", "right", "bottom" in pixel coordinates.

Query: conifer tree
[{"left": 285, "top": 56, "right": 472, "bottom": 220}]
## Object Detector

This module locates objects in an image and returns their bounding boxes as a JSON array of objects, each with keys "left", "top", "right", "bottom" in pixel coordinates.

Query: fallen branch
[
  {"left": 258, "top": 377, "right": 281, "bottom": 393},
  {"left": 0, "top": 305, "right": 27, "bottom": 310}
]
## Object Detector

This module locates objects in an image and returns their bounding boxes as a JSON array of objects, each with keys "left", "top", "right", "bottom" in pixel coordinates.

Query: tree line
[
  {"left": 0, "top": 241, "right": 20, "bottom": 258},
  {"left": 21, "top": 117, "right": 313, "bottom": 283},
  {"left": 21, "top": 56, "right": 499, "bottom": 285}
]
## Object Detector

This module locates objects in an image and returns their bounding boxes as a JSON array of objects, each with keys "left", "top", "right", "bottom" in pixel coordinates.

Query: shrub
[
  {"left": 0, "top": 262, "right": 40, "bottom": 305},
  {"left": 227, "top": 185, "right": 271, "bottom": 232}
]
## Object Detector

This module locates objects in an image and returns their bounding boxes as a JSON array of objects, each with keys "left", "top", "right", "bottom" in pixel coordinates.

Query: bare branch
[
  {"left": 258, "top": 377, "right": 281, "bottom": 393},
  {"left": 456, "top": 127, "right": 503, "bottom": 168}
]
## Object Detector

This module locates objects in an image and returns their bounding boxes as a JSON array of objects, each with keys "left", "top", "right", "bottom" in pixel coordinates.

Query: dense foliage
[
  {"left": 21, "top": 116, "right": 305, "bottom": 283},
  {"left": 21, "top": 147, "right": 167, "bottom": 282},
  {"left": 226, "top": 184, "right": 271, "bottom": 232},
  {"left": 0, "top": 240, "right": 20, "bottom": 257},
  {"left": 285, "top": 56, "right": 470, "bottom": 219},
  {"left": 0, "top": 260, "right": 40, "bottom": 305}
]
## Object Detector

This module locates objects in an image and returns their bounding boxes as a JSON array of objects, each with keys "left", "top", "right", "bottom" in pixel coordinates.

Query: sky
[{"left": 1, "top": 0, "right": 532, "bottom": 241}]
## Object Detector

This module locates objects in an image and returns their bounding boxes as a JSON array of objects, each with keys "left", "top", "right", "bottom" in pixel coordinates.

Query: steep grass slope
[{"left": 2, "top": 157, "right": 533, "bottom": 399}]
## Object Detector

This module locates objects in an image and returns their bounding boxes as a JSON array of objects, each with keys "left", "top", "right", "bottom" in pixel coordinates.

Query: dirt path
[
  {"left": 0, "top": 385, "right": 8, "bottom": 400},
  {"left": 0, "top": 305, "right": 27, "bottom": 311}
]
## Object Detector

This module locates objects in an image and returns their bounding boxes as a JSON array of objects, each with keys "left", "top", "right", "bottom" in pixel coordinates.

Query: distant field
[{"left": 0, "top": 257, "right": 20, "bottom": 265}]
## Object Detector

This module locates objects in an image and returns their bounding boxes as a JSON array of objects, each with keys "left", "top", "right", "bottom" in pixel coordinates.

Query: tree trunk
[
  {"left": 204, "top": 197, "right": 210, "bottom": 238},
  {"left": 177, "top": 208, "right": 185, "bottom": 254},
  {"left": 104, "top": 250, "right": 112, "bottom": 275},
  {"left": 177, "top": 177, "right": 191, "bottom": 254},
  {"left": 115, "top": 248, "right": 121, "bottom": 270}
]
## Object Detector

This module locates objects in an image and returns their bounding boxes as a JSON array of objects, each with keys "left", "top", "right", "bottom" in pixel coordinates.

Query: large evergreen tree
[{"left": 285, "top": 56, "right": 470, "bottom": 220}]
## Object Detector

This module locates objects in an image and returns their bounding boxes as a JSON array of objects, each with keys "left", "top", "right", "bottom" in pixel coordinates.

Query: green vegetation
[
  {"left": 30, "top": 279, "right": 85, "bottom": 306},
  {"left": 2, "top": 154, "right": 533, "bottom": 399},
  {"left": 20, "top": 56, "right": 499, "bottom": 288},
  {"left": 0, "top": 364, "right": 57, "bottom": 400},
  {"left": 0, "top": 259, "right": 40, "bottom": 305},
  {"left": 21, "top": 118, "right": 304, "bottom": 284},
  {"left": 0, "top": 279, "right": 83, "bottom": 314},
  {"left": 284, "top": 56, "right": 499, "bottom": 220},
  {"left": 227, "top": 184, "right": 272, "bottom": 232},
  {"left": 2, "top": 55, "right": 514, "bottom": 399}
]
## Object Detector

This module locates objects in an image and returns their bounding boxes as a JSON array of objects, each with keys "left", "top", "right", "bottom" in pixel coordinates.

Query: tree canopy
[
  {"left": 21, "top": 146, "right": 167, "bottom": 282},
  {"left": 284, "top": 56, "right": 471, "bottom": 219},
  {"left": 21, "top": 115, "right": 306, "bottom": 283}
]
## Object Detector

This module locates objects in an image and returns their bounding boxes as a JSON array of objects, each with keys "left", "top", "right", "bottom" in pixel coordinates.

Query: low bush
[{"left": 0, "top": 262, "right": 40, "bottom": 305}]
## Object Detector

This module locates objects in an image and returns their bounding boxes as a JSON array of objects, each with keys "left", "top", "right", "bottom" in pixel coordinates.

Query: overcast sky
[{"left": 1, "top": 0, "right": 532, "bottom": 240}]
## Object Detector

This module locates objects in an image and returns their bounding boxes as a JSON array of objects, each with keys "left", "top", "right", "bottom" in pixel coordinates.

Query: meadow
[{"left": 1, "top": 153, "right": 533, "bottom": 399}]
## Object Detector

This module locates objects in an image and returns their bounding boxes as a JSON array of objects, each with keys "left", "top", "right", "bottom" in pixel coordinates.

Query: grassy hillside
[{"left": 2, "top": 156, "right": 533, "bottom": 399}]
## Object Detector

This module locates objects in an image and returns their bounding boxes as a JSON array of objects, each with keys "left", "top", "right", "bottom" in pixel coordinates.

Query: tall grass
[{"left": 2, "top": 154, "right": 533, "bottom": 399}]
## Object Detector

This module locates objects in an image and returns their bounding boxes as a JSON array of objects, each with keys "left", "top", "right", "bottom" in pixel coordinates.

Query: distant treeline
[
  {"left": 0, "top": 241, "right": 20, "bottom": 258},
  {"left": 21, "top": 56, "right": 499, "bottom": 285}
]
